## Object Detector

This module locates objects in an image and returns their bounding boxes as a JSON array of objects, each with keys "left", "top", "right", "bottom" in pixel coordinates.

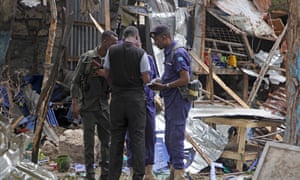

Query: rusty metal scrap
[{"left": 262, "top": 87, "right": 287, "bottom": 116}]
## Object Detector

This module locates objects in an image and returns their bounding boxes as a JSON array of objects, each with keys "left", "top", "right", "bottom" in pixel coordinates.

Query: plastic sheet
[
  {"left": 185, "top": 109, "right": 228, "bottom": 173},
  {"left": 254, "top": 50, "right": 286, "bottom": 85}
]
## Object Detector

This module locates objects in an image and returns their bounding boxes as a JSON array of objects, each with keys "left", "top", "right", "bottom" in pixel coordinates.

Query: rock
[
  {"left": 58, "top": 129, "right": 100, "bottom": 164},
  {"left": 41, "top": 140, "right": 59, "bottom": 160}
]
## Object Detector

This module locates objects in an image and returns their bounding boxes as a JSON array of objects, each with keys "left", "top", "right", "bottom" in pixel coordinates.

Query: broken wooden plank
[
  {"left": 200, "top": 3, "right": 206, "bottom": 61},
  {"left": 198, "top": 88, "right": 239, "bottom": 107},
  {"left": 190, "top": 50, "right": 249, "bottom": 108},
  {"left": 207, "top": 49, "right": 214, "bottom": 101},
  {"left": 104, "top": 0, "right": 110, "bottom": 30},
  {"left": 32, "top": 0, "right": 58, "bottom": 163},
  {"left": 186, "top": 133, "right": 212, "bottom": 165},
  {"left": 205, "top": 33, "right": 253, "bottom": 59},
  {"left": 89, "top": 13, "right": 104, "bottom": 33},
  {"left": 31, "top": 6, "right": 73, "bottom": 163},
  {"left": 241, "top": 32, "right": 254, "bottom": 58}
]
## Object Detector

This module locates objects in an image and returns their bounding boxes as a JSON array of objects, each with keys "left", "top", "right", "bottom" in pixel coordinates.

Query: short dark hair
[
  {"left": 123, "top": 26, "right": 139, "bottom": 39},
  {"left": 101, "top": 30, "right": 118, "bottom": 41},
  {"left": 150, "top": 24, "right": 170, "bottom": 38}
]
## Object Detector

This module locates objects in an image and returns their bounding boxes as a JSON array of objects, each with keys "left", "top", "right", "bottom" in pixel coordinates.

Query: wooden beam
[
  {"left": 203, "top": 117, "right": 282, "bottom": 128},
  {"left": 32, "top": 0, "right": 58, "bottom": 163},
  {"left": 186, "top": 133, "right": 212, "bottom": 165},
  {"left": 241, "top": 32, "right": 254, "bottom": 58},
  {"left": 200, "top": 3, "right": 206, "bottom": 61},
  {"left": 207, "top": 49, "right": 214, "bottom": 101},
  {"left": 198, "top": 88, "right": 239, "bottom": 107},
  {"left": 222, "top": 150, "right": 258, "bottom": 161},
  {"left": 104, "top": 0, "right": 110, "bottom": 30},
  {"left": 89, "top": 13, "right": 104, "bottom": 33},
  {"left": 31, "top": 8, "right": 73, "bottom": 163},
  {"left": 205, "top": 38, "right": 245, "bottom": 47}
]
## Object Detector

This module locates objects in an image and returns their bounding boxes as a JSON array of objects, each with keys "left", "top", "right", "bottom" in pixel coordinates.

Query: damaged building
[{"left": 1, "top": 0, "right": 299, "bottom": 179}]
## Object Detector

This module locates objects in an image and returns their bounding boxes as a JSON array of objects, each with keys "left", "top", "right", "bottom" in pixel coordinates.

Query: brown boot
[
  {"left": 174, "top": 169, "right": 186, "bottom": 180},
  {"left": 143, "top": 165, "right": 158, "bottom": 180},
  {"left": 164, "top": 165, "right": 174, "bottom": 180}
]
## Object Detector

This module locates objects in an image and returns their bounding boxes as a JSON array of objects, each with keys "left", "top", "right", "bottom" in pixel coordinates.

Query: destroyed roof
[{"left": 212, "top": 0, "right": 277, "bottom": 39}]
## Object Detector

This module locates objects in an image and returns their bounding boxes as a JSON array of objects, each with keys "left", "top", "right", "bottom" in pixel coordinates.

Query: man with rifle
[{"left": 70, "top": 30, "right": 118, "bottom": 180}]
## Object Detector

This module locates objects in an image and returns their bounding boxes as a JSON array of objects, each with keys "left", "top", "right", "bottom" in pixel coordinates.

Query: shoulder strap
[{"left": 170, "top": 44, "right": 185, "bottom": 63}]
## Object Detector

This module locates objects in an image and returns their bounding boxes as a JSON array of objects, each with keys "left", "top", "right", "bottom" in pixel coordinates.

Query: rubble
[
  {"left": 0, "top": 115, "right": 57, "bottom": 179},
  {"left": 58, "top": 129, "right": 100, "bottom": 164},
  {"left": 0, "top": 0, "right": 293, "bottom": 179},
  {"left": 41, "top": 140, "right": 59, "bottom": 160}
]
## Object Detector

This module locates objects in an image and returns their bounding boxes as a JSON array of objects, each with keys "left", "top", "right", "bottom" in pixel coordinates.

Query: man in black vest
[{"left": 102, "top": 26, "right": 150, "bottom": 180}]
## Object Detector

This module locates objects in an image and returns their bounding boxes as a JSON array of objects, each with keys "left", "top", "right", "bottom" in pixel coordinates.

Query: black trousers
[
  {"left": 108, "top": 95, "right": 146, "bottom": 180},
  {"left": 81, "top": 105, "right": 110, "bottom": 177}
]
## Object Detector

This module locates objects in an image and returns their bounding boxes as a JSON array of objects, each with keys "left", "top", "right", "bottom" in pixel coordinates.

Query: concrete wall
[{"left": 7, "top": 1, "right": 64, "bottom": 75}]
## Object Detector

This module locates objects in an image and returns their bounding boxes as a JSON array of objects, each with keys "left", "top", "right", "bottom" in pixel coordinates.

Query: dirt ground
[
  {"left": 52, "top": 169, "right": 174, "bottom": 180},
  {"left": 53, "top": 168, "right": 131, "bottom": 180}
]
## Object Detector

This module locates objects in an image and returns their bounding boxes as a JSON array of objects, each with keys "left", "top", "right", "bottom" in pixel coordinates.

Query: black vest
[{"left": 108, "top": 42, "right": 145, "bottom": 94}]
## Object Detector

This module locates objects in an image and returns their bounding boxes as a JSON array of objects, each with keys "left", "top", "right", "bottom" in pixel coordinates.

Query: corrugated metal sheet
[{"left": 66, "top": 0, "right": 105, "bottom": 69}]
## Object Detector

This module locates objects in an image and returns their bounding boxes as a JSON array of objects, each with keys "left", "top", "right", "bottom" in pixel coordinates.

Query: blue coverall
[
  {"left": 127, "top": 55, "right": 159, "bottom": 166},
  {"left": 160, "top": 41, "right": 192, "bottom": 169}
]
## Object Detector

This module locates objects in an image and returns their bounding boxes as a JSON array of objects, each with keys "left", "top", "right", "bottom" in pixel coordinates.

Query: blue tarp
[{"left": 0, "top": 76, "right": 59, "bottom": 130}]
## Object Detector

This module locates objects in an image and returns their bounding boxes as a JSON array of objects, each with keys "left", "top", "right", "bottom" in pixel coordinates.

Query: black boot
[
  {"left": 133, "top": 174, "right": 144, "bottom": 180},
  {"left": 85, "top": 169, "right": 95, "bottom": 180},
  {"left": 85, "top": 174, "right": 96, "bottom": 180},
  {"left": 99, "top": 174, "right": 108, "bottom": 180}
]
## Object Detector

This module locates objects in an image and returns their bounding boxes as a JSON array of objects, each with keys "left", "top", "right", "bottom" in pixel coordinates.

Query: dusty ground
[
  {"left": 53, "top": 168, "right": 131, "bottom": 180},
  {"left": 52, "top": 168, "right": 167, "bottom": 180},
  {"left": 41, "top": 125, "right": 252, "bottom": 179}
]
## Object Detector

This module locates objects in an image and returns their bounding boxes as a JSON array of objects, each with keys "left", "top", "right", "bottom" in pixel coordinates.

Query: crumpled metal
[
  {"left": 0, "top": 115, "right": 57, "bottom": 179},
  {"left": 214, "top": 0, "right": 276, "bottom": 38},
  {"left": 156, "top": 108, "right": 228, "bottom": 174}
]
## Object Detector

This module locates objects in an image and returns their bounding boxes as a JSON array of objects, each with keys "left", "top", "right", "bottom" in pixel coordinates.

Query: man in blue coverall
[
  {"left": 126, "top": 52, "right": 159, "bottom": 179},
  {"left": 149, "top": 24, "right": 192, "bottom": 180}
]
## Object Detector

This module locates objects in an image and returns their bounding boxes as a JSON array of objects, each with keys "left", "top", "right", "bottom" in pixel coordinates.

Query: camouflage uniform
[{"left": 70, "top": 47, "right": 110, "bottom": 179}]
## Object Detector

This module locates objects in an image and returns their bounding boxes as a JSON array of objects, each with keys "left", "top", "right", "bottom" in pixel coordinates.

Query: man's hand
[
  {"left": 147, "top": 78, "right": 166, "bottom": 90},
  {"left": 94, "top": 68, "right": 106, "bottom": 77},
  {"left": 148, "top": 81, "right": 167, "bottom": 91},
  {"left": 91, "top": 59, "right": 103, "bottom": 68}
]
